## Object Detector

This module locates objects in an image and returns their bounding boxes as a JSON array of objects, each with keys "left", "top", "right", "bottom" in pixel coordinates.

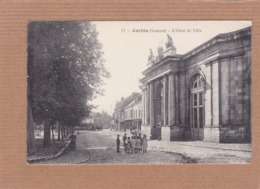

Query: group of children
[{"left": 121, "top": 132, "right": 148, "bottom": 153}]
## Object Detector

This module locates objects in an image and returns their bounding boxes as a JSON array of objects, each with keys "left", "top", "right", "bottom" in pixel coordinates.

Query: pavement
[
  {"left": 101, "top": 129, "right": 252, "bottom": 164},
  {"left": 106, "top": 129, "right": 251, "bottom": 150},
  {"left": 27, "top": 140, "right": 71, "bottom": 163}
]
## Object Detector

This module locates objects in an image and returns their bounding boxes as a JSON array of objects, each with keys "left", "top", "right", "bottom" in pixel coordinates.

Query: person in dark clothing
[
  {"left": 116, "top": 134, "right": 121, "bottom": 152},
  {"left": 69, "top": 132, "right": 77, "bottom": 150},
  {"left": 139, "top": 133, "right": 143, "bottom": 148},
  {"left": 123, "top": 133, "right": 127, "bottom": 153}
]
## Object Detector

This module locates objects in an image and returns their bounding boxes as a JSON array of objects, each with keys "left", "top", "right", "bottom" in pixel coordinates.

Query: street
[
  {"left": 33, "top": 130, "right": 197, "bottom": 164},
  {"left": 33, "top": 130, "right": 251, "bottom": 164}
]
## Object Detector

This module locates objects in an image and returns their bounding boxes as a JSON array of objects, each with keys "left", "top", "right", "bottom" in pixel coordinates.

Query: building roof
[
  {"left": 142, "top": 26, "right": 251, "bottom": 75},
  {"left": 114, "top": 92, "right": 141, "bottom": 110}
]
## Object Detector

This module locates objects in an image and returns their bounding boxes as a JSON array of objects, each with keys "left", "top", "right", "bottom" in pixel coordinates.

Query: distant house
[
  {"left": 124, "top": 100, "right": 135, "bottom": 131},
  {"left": 113, "top": 93, "right": 142, "bottom": 132},
  {"left": 114, "top": 98, "right": 124, "bottom": 131},
  {"left": 132, "top": 95, "right": 142, "bottom": 130}
]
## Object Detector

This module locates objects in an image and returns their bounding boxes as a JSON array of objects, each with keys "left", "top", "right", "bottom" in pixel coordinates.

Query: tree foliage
[
  {"left": 27, "top": 21, "right": 110, "bottom": 146},
  {"left": 91, "top": 111, "right": 113, "bottom": 129}
]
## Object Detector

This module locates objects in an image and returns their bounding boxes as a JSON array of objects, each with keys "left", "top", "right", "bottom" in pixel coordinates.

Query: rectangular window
[
  {"left": 199, "top": 107, "right": 203, "bottom": 128},
  {"left": 193, "top": 108, "right": 198, "bottom": 128},
  {"left": 191, "top": 108, "right": 193, "bottom": 127},
  {"left": 194, "top": 94, "right": 197, "bottom": 107},
  {"left": 199, "top": 93, "right": 203, "bottom": 106}
]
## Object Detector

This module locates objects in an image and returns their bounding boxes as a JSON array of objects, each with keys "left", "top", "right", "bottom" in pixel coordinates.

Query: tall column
[
  {"left": 150, "top": 82, "right": 154, "bottom": 126},
  {"left": 145, "top": 87, "right": 149, "bottom": 125},
  {"left": 185, "top": 90, "right": 190, "bottom": 125},
  {"left": 163, "top": 76, "right": 168, "bottom": 126},
  {"left": 212, "top": 61, "right": 219, "bottom": 127},
  {"left": 204, "top": 62, "right": 212, "bottom": 128},
  {"left": 161, "top": 75, "right": 171, "bottom": 141},
  {"left": 142, "top": 89, "right": 146, "bottom": 125},
  {"left": 147, "top": 84, "right": 150, "bottom": 125},
  {"left": 168, "top": 73, "right": 175, "bottom": 125},
  {"left": 175, "top": 74, "right": 179, "bottom": 125}
]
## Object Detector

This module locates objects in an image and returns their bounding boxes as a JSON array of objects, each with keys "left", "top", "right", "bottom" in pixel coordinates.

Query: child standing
[
  {"left": 139, "top": 133, "right": 143, "bottom": 151},
  {"left": 116, "top": 134, "right": 120, "bottom": 153},
  {"left": 127, "top": 137, "right": 131, "bottom": 153},
  {"left": 136, "top": 137, "right": 141, "bottom": 153},
  {"left": 131, "top": 136, "right": 136, "bottom": 153},
  {"left": 123, "top": 133, "right": 127, "bottom": 153},
  {"left": 142, "top": 134, "right": 148, "bottom": 153}
]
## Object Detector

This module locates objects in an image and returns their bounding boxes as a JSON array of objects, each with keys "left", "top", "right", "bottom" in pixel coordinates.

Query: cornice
[
  {"left": 182, "top": 26, "right": 251, "bottom": 60},
  {"left": 142, "top": 55, "right": 182, "bottom": 75},
  {"left": 204, "top": 51, "right": 246, "bottom": 66}
]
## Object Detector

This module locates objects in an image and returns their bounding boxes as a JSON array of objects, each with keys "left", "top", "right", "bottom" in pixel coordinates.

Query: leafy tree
[
  {"left": 27, "top": 21, "right": 109, "bottom": 148},
  {"left": 92, "top": 111, "right": 113, "bottom": 129}
]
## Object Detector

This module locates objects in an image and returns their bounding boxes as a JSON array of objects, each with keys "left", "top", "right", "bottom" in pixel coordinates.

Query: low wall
[
  {"left": 220, "top": 126, "right": 251, "bottom": 143},
  {"left": 142, "top": 125, "right": 251, "bottom": 143},
  {"left": 204, "top": 127, "right": 220, "bottom": 142},
  {"left": 161, "top": 127, "right": 171, "bottom": 141}
]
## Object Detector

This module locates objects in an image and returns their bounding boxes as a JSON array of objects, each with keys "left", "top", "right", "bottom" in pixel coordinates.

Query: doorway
[
  {"left": 152, "top": 81, "right": 163, "bottom": 139},
  {"left": 190, "top": 74, "right": 204, "bottom": 140}
]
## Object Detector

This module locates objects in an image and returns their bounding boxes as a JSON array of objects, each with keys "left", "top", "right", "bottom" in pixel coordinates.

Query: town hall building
[{"left": 140, "top": 26, "right": 251, "bottom": 143}]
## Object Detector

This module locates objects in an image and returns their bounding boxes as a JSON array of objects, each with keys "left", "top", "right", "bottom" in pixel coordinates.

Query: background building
[
  {"left": 132, "top": 95, "right": 142, "bottom": 131},
  {"left": 113, "top": 93, "right": 142, "bottom": 132}
]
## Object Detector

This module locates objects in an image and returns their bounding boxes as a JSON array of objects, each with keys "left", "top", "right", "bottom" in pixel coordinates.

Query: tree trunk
[
  {"left": 61, "top": 124, "right": 64, "bottom": 143},
  {"left": 64, "top": 126, "right": 67, "bottom": 138},
  {"left": 27, "top": 100, "right": 35, "bottom": 155},
  {"left": 65, "top": 125, "right": 68, "bottom": 136},
  {"left": 63, "top": 125, "right": 66, "bottom": 137},
  {"left": 52, "top": 124, "right": 55, "bottom": 144},
  {"left": 43, "top": 119, "right": 51, "bottom": 147},
  {"left": 58, "top": 122, "right": 61, "bottom": 141}
]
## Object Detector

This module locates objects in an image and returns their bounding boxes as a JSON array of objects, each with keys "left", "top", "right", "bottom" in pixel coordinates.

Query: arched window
[{"left": 192, "top": 74, "right": 204, "bottom": 89}]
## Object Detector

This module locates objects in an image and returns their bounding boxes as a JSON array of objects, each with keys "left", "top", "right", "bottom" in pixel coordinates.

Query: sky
[{"left": 91, "top": 21, "right": 252, "bottom": 115}]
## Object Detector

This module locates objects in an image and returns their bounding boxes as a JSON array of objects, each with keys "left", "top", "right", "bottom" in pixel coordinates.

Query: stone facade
[
  {"left": 140, "top": 27, "right": 251, "bottom": 143},
  {"left": 124, "top": 95, "right": 142, "bottom": 131},
  {"left": 113, "top": 93, "right": 142, "bottom": 132}
]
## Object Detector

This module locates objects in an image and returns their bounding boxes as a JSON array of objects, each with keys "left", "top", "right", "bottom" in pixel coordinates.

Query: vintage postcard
[{"left": 27, "top": 21, "right": 252, "bottom": 164}]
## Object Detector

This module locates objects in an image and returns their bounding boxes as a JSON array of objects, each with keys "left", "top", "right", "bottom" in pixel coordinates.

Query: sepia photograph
[{"left": 27, "top": 21, "right": 252, "bottom": 164}]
